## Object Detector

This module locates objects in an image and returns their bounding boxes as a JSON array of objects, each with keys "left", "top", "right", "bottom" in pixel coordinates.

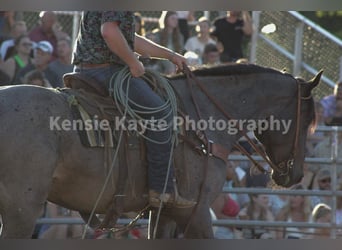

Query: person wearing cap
[
  {"left": 310, "top": 168, "right": 332, "bottom": 208},
  {"left": 320, "top": 80, "right": 342, "bottom": 125},
  {"left": 13, "top": 40, "right": 61, "bottom": 87},
  {"left": 28, "top": 11, "right": 68, "bottom": 61},
  {"left": 72, "top": 11, "right": 195, "bottom": 209}
]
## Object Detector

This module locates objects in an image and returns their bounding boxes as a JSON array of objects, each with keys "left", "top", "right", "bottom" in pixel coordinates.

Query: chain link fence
[{"left": 254, "top": 11, "right": 342, "bottom": 100}]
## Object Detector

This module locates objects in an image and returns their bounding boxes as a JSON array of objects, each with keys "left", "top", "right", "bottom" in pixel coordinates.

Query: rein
[{"left": 181, "top": 64, "right": 304, "bottom": 177}]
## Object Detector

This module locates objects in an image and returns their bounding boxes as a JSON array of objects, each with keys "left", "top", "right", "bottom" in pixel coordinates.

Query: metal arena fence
[{"left": 30, "top": 126, "right": 342, "bottom": 239}]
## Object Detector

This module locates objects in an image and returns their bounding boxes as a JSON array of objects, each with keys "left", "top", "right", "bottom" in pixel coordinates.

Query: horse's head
[{"left": 254, "top": 71, "right": 322, "bottom": 187}]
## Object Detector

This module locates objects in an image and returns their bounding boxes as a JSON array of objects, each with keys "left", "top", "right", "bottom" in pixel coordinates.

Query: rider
[{"left": 71, "top": 11, "right": 195, "bottom": 208}]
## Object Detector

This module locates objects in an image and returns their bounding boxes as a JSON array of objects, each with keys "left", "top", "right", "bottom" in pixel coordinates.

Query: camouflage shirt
[{"left": 72, "top": 11, "right": 135, "bottom": 65}]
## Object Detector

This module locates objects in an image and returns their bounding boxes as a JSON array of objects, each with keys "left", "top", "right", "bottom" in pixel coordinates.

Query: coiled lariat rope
[
  {"left": 110, "top": 66, "right": 178, "bottom": 145},
  {"left": 82, "top": 66, "right": 178, "bottom": 239}
]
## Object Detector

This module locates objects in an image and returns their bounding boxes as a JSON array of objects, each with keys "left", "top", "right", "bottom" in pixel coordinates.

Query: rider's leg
[
  {"left": 73, "top": 65, "right": 195, "bottom": 208},
  {"left": 124, "top": 77, "right": 195, "bottom": 208}
]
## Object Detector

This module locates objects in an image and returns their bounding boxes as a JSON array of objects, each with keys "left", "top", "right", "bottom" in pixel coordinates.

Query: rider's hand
[
  {"left": 128, "top": 59, "right": 145, "bottom": 78},
  {"left": 169, "top": 52, "right": 187, "bottom": 72}
]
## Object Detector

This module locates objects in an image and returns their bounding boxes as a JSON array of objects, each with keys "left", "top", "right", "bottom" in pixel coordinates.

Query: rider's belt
[{"left": 76, "top": 63, "right": 111, "bottom": 69}]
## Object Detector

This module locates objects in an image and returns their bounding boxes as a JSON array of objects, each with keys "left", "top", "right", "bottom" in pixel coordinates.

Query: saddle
[
  {"left": 63, "top": 72, "right": 109, "bottom": 97},
  {"left": 61, "top": 72, "right": 147, "bottom": 230}
]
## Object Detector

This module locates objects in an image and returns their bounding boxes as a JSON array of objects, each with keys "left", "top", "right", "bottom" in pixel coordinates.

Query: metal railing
[
  {"left": 30, "top": 126, "right": 342, "bottom": 239},
  {"left": 250, "top": 11, "right": 342, "bottom": 97}
]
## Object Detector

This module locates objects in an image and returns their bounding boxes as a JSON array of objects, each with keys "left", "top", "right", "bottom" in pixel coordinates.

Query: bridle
[
  {"left": 180, "top": 65, "right": 312, "bottom": 237},
  {"left": 181, "top": 64, "right": 310, "bottom": 177}
]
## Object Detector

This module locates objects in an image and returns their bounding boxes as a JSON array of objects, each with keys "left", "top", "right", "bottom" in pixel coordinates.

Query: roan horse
[{"left": 0, "top": 64, "right": 321, "bottom": 238}]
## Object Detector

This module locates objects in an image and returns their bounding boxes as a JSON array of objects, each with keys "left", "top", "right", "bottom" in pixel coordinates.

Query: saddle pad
[{"left": 61, "top": 89, "right": 117, "bottom": 148}]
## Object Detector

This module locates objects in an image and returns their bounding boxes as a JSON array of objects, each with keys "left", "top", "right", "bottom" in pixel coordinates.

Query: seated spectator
[
  {"left": 310, "top": 168, "right": 332, "bottom": 208},
  {"left": 184, "top": 51, "right": 201, "bottom": 67},
  {"left": 0, "top": 20, "right": 27, "bottom": 61},
  {"left": 275, "top": 183, "right": 312, "bottom": 239},
  {"left": 226, "top": 145, "right": 251, "bottom": 207},
  {"left": 152, "top": 11, "right": 184, "bottom": 74},
  {"left": 312, "top": 132, "right": 342, "bottom": 173},
  {"left": 320, "top": 80, "right": 342, "bottom": 125},
  {"left": 245, "top": 163, "right": 271, "bottom": 188},
  {"left": 300, "top": 162, "right": 315, "bottom": 190},
  {"left": 184, "top": 16, "right": 216, "bottom": 63},
  {"left": 235, "top": 189, "right": 275, "bottom": 239},
  {"left": 22, "top": 69, "right": 52, "bottom": 87},
  {"left": 211, "top": 192, "right": 240, "bottom": 239},
  {"left": 29, "top": 11, "right": 68, "bottom": 61},
  {"left": 0, "top": 11, "right": 20, "bottom": 42},
  {"left": 48, "top": 37, "right": 73, "bottom": 86},
  {"left": 202, "top": 43, "right": 221, "bottom": 66},
  {"left": 13, "top": 40, "right": 61, "bottom": 87},
  {"left": 211, "top": 156, "right": 245, "bottom": 239},
  {"left": 0, "top": 34, "right": 33, "bottom": 84},
  {"left": 311, "top": 203, "right": 332, "bottom": 239}
]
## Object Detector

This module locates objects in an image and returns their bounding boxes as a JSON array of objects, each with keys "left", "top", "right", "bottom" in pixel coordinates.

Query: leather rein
[{"left": 181, "top": 64, "right": 306, "bottom": 177}]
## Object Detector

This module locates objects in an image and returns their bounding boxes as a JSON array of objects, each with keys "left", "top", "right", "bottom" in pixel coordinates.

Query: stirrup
[{"left": 149, "top": 190, "right": 196, "bottom": 208}]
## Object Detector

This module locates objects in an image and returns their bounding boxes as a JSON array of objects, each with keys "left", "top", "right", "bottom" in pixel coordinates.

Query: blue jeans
[{"left": 74, "top": 65, "right": 174, "bottom": 193}]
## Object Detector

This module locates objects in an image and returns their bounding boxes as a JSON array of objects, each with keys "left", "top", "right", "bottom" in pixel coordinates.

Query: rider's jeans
[{"left": 74, "top": 65, "right": 174, "bottom": 193}]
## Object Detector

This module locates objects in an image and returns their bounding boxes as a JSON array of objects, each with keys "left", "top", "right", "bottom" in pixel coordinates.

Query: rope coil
[{"left": 109, "top": 66, "right": 178, "bottom": 145}]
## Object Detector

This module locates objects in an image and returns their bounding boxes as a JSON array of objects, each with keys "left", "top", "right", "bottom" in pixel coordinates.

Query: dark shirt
[
  {"left": 48, "top": 60, "right": 73, "bottom": 87},
  {"left": 72, "top": 11, "right": 135, "bottom": 66},
  {"left": 13, "top": 62, "right": 62, "bottom": 88},
  {"left": 211, "top": 17, "right": 246, "bottom": 61},
  {"left": 0, "top": 68, "right": 10, "bottom": 85}
]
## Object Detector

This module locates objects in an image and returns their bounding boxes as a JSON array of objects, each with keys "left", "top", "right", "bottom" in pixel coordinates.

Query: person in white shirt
[{"left": 184, "top": 16, "right": 216, "bottom": 63}]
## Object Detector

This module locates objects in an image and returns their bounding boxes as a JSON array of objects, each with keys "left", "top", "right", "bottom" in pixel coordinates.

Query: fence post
[
  {"left": 340, "top": 56, "right": 342, "bottom": 81},
  {"left": 330, "top": 126, "right": 339, "bottom": 239},
  {"left": 250, "top": 11, "right": 260, "bottom": 64},
  {"left": 293, "top": 21, "right": 304, "bottom": 76},
  {"left": 203, "top": 11, "right": 210, "bottom": 20},
  {"left": 72, "top": 12, "right": 80, "bottom": 44}
]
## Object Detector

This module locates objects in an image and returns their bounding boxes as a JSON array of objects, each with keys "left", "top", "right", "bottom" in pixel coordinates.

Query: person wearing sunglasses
[
  {"left": 310, "top": 168, "right": 332, "bottom": 209},
  {"left": 0, "top": 34, "right": 32, "bottom": 84}
]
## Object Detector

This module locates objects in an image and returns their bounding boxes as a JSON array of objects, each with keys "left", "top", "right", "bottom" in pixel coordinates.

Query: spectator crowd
[{"left": 1, "top": 10, "right": 254, "bottom": 88}]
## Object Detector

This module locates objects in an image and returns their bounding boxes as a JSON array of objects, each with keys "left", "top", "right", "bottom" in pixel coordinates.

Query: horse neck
[{"left": 170, "top": 73, "right": 297, "bottom": 147}]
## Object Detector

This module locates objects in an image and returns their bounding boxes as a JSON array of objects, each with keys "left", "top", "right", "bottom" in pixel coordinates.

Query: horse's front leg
[{"left": 182, "top": 204, "right": 214, "bottom": 239}]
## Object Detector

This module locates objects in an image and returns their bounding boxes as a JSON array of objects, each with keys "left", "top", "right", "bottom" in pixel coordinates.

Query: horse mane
[
  {"left": 168, "top": 63, "right": 292, "bottom": 80},
  {"left": 169, "top": 63, "right": 316, "bottom": 134}
]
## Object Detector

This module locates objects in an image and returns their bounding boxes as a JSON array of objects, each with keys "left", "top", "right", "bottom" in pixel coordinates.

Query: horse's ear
[{"left": 307, "top": 70, "right": 323, "bottom": 91}]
